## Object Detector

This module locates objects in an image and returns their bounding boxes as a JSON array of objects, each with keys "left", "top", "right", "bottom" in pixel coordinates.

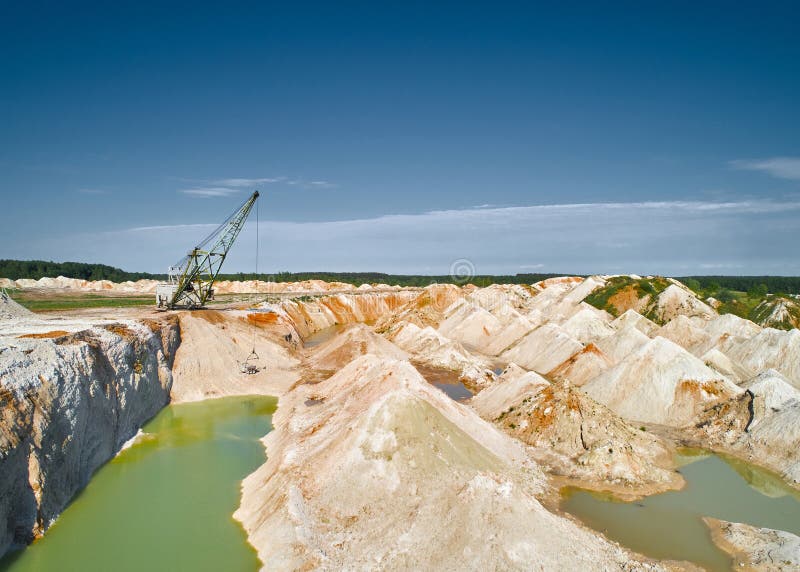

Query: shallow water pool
[
  {"left": 0, "top": 395, "right": 277, "bottom": 572},
  {"left": 302, "top": 324, "right": 348, "bottom": 347},
  {"left": 415, "top": 364, "right": 474, "bottom": 401},
  {"left": 561, "top": 449, "right": 800, "bottom": 571}
]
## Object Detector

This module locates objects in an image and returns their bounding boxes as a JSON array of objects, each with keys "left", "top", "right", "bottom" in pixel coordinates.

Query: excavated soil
[{"left": 4, "top": 276, "right": 800, "bottom": 570}]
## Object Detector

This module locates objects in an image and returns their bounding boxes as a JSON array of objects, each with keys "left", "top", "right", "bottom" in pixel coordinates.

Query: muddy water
[
  {"left": 0, "top": 396, "right": 277, "bottom": 572},
  {"left": 561, "top": 449, "right": 800, "bottom": 571},
  {"left": 302, "top": 324, "right": 348, "bottom": 347},
  {"left": 415, "top": 365, "right": 474, "bottom": 401}
]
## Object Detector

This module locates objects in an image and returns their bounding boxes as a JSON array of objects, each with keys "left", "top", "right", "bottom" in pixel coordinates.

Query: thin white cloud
[
  {"left": 20, "top": 197, "right": 800, "bottom": 276},
  {"left": 731, "top": 157, "right": 800, "bottom": 181},
  {"left": 127, "top": 223, "right": 217, "bottom": 233},
  {"left": 179, "top": 187, "right": 241, "bottom": 198},
  {"left": 186, "top": 176, "right": 336, "bottom": 193},
  {"left": 132, "top": 198, "right": 800, "bottom": 231},
  {"left": 401, "top": 198, "right": 800, "bottom": 220},
  {"left": 211, "top": 177, "right": 285, "bottom": 187},
  {"left": 283, "top": 179, "right": 335, "bottom": 188}
]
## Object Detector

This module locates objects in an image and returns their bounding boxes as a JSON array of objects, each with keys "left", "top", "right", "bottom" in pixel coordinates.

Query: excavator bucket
[{"left": 240, "top": 349, "right": 261, "bottom": 375}]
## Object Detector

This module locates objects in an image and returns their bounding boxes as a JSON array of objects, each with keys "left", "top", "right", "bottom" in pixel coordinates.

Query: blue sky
[{"left": 1, "top": 1, "right": 799, "bottom": 275}]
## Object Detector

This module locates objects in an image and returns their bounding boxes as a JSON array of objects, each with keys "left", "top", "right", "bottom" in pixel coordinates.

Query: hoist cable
[{"left": 251, "top": 195, "right": 259, "bottom": 355}]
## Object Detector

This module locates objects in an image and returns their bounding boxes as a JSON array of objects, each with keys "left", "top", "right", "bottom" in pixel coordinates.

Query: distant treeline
[
  {"left": 0, "top": 260, "right": 164, "bottom": 282},
  {"left": 2, "top": 260, "right": 800, "bottom": 294},
  {"left": 674, "top": 276, "right": 800, "bottom": 296},
  {"left": 222, "top": 272, "right": 800, "bottom": 293},
  {"left": 217, "top": 272, "right": 566, "bottom": 288}
]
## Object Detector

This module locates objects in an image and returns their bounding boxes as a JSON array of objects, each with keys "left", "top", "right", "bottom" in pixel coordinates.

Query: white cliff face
[{"left": 0, "top": 319, "right": 179, "bottom": 556}]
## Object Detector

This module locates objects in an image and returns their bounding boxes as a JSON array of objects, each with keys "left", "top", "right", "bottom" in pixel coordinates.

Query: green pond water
[
  {"left": 0, "top": 395, "right": 277, "bottom": 572},
  {"left": 562, "top": 449, "right": 800, "bottom": 571}
]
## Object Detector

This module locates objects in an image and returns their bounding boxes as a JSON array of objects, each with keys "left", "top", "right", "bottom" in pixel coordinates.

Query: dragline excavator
[{"left": 156, "top": 191, "right": 259, "bottom": 309}]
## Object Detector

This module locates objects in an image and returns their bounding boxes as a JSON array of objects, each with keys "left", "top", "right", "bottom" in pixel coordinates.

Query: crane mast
[{"left": 156, "top": 191, "right": 259, "bottom": 309}]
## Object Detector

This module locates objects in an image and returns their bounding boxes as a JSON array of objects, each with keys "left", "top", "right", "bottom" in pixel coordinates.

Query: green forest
[
  {"left": 2, "top": 259, "right": 800, "bottom": 294},
  {"left": 0, "top": 260, "right": 162, "bottom": 282}
]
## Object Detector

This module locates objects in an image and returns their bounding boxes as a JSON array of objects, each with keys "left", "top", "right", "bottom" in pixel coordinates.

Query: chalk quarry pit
[{"left": 1, "top": 276, "right": 799, "bottom": 571}]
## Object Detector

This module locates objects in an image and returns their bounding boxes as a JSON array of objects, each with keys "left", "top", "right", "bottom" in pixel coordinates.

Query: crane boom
[{"left": 156, "top": 191, "right": 260, "bottom": 309}]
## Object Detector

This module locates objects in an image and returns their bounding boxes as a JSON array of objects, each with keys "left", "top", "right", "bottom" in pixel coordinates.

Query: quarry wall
[{"left": 0, "top": 319, "right": 180, "bottom": 556}]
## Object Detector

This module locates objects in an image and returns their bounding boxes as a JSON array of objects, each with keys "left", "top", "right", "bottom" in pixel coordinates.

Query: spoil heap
[
  {"left": 235, "top": 355, "right": 667, "bottom": 570},
  {"left": 582, "top": 337, "right": 742, "bottom": 426}
]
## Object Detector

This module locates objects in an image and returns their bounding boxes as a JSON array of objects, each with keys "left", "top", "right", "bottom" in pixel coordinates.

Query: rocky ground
[
  {"left": 2, "top": 275, "right": 799, "bottom": 569},
  {"left": 704, "top": 518, "right": 800, "bottom": 571}
]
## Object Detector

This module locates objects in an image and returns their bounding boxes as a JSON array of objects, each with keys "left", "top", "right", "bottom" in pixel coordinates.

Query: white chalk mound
[
  {"left": 0, "top": 292, "right": 34, "bottom": 320},
  {"left": 471, "top": 365, "right": 550, "bottom": 419},
  {"left": 235, "top": 354, "right": 652, "bottom": 570},
  {"left": 582, "top": 336, "right": 742, "bottom": 426},
  {"left": 723, "top": 328, "right": 800, "bottom": 389},
  {"left": 500, "top": 324, "right": 584, "bottom": 373},
  {"left": 650, "top": 283, "right": 716, "bottom": 323}
]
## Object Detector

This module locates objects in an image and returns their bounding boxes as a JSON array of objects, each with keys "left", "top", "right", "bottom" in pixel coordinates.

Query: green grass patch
[
  {"left": 8, "top": 291, "right": 153, "bottom": 312},
  {"left": 683, "top": 281, "right": 799, "bottom": 330},
  {"left": 714, "top": 292, "right": 759, "bottom": 320}
]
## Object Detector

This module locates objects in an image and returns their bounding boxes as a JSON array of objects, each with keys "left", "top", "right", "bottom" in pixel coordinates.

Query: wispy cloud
[
  {"left": 285, "top": 178, "right": 336, "bottom": 189},
  {"left": 179, "top": 187, "right": 241, "bottom": 198},
  {"left": 128, "top": 223, "right": 217, "bottom": 232},
  {"left": 417, "top": 198, "right": 800, "bottom": 218},
  {"left": 134, "top": 198, "right": 800, "bottom": 230},
  {"left": 731, "top": 157, "right": 800, "bottom": 181},
  {"left": 306, "top": 180, "right": 335, "bottom": 188},
  {"left": 29, "top": 197, "right": 800, "bottom": 276},
  {"left": 180, "top": 176, "right": 336, "bottom": 197},
  {"left": 211, "top": 177, "right": 285, "bottom": 187},
  {"left": 77, "top": 188, "right": 108, "bottom": 195}
]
